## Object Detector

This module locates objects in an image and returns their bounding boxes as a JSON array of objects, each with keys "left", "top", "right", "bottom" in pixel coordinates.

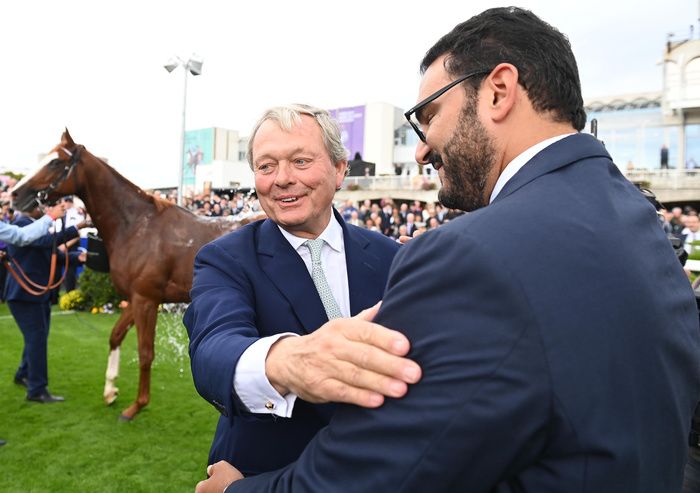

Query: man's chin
[{"left": 438, "top": 188, "right": 483, "bottom": 213}]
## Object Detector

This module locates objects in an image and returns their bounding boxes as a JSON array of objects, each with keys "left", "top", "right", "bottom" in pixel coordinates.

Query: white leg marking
[{"left": 103, "top": 348, "right": 121, "bottom": 405}]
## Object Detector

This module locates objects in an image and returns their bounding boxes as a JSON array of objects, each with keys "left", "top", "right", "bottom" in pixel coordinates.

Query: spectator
[
  {"left": 671, "top": 206, "right": 686, "bottom": 237},
  {"left": 683, "top": 213, "right": 700, "bottom": 255},
  {"left": 661, "top": 144, "right": 669, "bottom": 169},
  {"left": 404, "top": 212, "right": 418, "bottom": 237}
]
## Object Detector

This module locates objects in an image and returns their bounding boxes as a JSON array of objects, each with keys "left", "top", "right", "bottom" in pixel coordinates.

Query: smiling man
[
  {"left": 199, "top": 7, "right": 700, "bottom": 493},
  {"left": 184, "top": 104, "right": 419, "bottom": 476}
]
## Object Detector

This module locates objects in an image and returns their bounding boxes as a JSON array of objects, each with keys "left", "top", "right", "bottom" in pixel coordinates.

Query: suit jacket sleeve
[
  {"left": 0, "top": 215, "right": 53, "bottom": 246},
  {"left": 226, "top": 226, "right": 552, "bottom": 492},
  {"left": 184, "top": 241, "right": 261, "bottom": 418},
  {"left": 22, "top": 225, "right": 79, "bottom": 249}
]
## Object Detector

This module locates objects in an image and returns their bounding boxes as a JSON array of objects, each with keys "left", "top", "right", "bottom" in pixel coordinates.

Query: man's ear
[{"left": 483, "top": 63, "right": 519, "bottom": 123}]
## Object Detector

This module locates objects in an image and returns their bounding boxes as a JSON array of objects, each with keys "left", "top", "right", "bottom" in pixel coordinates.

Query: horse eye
[{"left": 48, "top": 159, "right": 62, "bottom": 168}]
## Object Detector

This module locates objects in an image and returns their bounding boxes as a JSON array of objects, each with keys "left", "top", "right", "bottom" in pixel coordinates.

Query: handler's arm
[{"left": 0, "top": 203, "right": 65, "bottom": 247}]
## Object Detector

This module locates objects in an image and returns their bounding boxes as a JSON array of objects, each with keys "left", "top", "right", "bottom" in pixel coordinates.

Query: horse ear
[{"left": 61, "top": 128, "right": 75, "bottom": 147}]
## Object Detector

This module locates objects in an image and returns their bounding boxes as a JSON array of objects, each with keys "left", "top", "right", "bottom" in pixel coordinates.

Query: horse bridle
[
  {"left": 3, "top": 144, "right": 85, "bottom": 295},
  {"left": 34, "top": 145, "right": 83, "bottom": 206}
]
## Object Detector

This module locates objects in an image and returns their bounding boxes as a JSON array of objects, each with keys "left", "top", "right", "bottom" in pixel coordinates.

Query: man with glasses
[{"left": 200, "top": 8, "right": 700, "bottom": 492}]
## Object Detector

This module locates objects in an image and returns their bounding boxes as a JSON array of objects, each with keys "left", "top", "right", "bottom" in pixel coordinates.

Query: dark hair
[{"left": 421, "top": 6, "right": 586, "bottom": 131}]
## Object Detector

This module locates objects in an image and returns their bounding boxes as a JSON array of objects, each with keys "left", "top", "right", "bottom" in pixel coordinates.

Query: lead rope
[{"left": 1, "top": 220, "right": 71, "bottom": 296}]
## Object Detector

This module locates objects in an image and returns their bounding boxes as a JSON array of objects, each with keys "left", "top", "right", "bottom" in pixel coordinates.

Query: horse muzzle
[{"left": 11, "top": 190, "right": 40, "bottom": 212}]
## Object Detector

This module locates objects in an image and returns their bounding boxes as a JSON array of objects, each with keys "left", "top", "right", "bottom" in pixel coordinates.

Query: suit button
[{"left": 265, "top": 401, "right": 275, "bottom": 410}]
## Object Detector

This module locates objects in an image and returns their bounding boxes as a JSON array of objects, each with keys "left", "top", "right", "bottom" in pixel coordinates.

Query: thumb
[{"left": 355, "top": 300, "right": 382, "bottom": 321}]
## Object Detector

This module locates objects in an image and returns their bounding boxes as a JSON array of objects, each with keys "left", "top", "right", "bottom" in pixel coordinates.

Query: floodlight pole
[
  {"left": 164, "top": 55, "right": 203, "bottom": 206},
  {"left": 177, "top": 66, "right": 188, "bottom": 207}
]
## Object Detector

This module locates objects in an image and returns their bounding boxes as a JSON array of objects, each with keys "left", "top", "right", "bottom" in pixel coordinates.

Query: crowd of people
[{"left": 159, "top": 188, "right": 464, "bottom": 241}]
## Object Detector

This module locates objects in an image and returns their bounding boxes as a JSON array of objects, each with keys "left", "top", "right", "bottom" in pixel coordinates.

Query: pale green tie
[{"left": 304, "top": 239, "right": 342, "bottom": 320}]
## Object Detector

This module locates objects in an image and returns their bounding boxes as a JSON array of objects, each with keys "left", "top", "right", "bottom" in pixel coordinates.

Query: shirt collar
[
  {"left": 489, "top": 133, "right": 575, "bottom": 203},
  {"left": 278, "top": 210, "right": 344, "bottom": 253}
]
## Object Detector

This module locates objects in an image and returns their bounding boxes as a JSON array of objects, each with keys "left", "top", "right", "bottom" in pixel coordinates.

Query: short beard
[{"left": 436, "top": 95, "right": 496, "bottom": 212}]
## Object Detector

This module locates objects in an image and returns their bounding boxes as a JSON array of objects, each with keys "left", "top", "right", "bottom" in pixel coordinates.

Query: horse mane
[
  {"left": 85, "top": 150, "right": 175, "bottom": 214},
  {"left": 151, "top": 195, "right": 174, "bottom": 213}
]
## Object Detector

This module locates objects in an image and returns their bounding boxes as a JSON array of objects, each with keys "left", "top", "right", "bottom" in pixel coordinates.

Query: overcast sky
[{"left": 0, "top": 0, "right": 694, "bottom": 188}]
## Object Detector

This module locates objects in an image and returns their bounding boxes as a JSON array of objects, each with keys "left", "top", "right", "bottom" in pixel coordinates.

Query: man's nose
[
  {"left": 274, "top": 161, "right": 295, "bottom": 185},
  {"left": 415, "top": 140, "right": 432, "bottom": 165}
]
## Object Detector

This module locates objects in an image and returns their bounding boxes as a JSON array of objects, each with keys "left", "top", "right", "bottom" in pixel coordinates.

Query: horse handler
[
  {"left": 6, "top": 206, "right": 88, "bottom": 404},
  {"left": 0, "top": 201, "right": 65, "bottom": 447}
]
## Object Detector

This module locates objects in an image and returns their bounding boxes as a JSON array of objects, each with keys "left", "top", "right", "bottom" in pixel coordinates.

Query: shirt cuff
[{"left": 233, "top": 333, "right": 300, "bottom": 417}]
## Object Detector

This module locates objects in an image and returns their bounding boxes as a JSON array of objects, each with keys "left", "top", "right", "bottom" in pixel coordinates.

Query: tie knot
[{"left": 304, "top": 238, "right": 325, "bottom": 262}]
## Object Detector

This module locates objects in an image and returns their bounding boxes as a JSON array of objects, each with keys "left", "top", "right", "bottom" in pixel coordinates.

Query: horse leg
[
  {"left": 120, "top": 296, "right": 157, "bottom": 421},
  {"left": 103, "top": 305, "right": 134, "bottom": 405}
]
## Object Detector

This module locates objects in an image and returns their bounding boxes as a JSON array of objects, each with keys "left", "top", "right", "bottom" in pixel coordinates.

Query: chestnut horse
[{"left": 12, "top": 130, "right": 259, "bottom": 420}]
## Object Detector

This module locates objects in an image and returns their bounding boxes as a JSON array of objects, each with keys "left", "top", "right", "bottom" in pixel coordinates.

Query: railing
[
  {"left": 341, "top": 170, "right": 700, "bottom": 198},
  {"left": 623, "top": 169, "right": 700, "bottom": 190},
  {"left": 342, "top": 175, "right": 440, "bottom": 191}
]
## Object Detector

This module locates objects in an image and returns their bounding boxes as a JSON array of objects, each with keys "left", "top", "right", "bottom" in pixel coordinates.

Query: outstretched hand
[
  {"left": 265, "top": 302, "right": 422, "bottom": 408},
  {"left": 195, "top": 461, "right": 243, "bottom": 493}
]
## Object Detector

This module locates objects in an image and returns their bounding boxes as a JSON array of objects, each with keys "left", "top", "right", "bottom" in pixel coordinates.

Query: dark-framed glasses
[{"left": 404, "top": 68, "right": 492, "bottom": 143}]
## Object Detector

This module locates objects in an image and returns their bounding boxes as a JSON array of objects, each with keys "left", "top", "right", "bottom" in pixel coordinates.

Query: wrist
[{"left": 265, "top": 338, "right": 292, "bottom": 396}]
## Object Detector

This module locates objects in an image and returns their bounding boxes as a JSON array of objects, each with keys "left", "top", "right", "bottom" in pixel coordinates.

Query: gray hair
[{"left": 246, "top": 104, "right": 348, "bottom": 169}]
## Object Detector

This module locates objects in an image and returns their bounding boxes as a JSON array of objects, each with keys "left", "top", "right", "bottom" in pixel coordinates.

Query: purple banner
[{"left": 329, "top": 106, "right": 365, "bottom": 160}]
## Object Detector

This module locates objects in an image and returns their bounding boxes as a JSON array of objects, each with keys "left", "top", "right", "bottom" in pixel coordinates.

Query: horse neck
[{"left": 77, "top": 156, "right": 156, "bottom": 249}]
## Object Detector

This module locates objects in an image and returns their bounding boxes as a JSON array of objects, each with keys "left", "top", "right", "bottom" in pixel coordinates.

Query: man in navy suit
[
  {"left": 200, "top": 8, "right": 700, "bottom": 493},
  {"left": 6, "top": 207, "right": 87, "bottom": 403},
  {"left": 184, "top": 104, "right": 420, "bottom": 476}
]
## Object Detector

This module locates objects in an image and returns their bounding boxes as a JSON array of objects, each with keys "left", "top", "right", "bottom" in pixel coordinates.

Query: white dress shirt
[
  {"left": 489, "top": 133, "right": 574, "bottom": 203},
  {"left": 683, "top": 227, "right": 700, "bottom": 254},
  {"left": 233, "top": 211, "right": 350, "bottom": 417}
]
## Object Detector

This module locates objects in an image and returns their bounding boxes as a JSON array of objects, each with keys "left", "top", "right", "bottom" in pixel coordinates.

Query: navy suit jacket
[
  {"left": 228, "top": 134, "right": 700, "bottom": 492},
  {"left": 4, "top": 215, "right": 80, "bottom": 303},
  {"left": 184, "top": 210, "right": 399, "bottom": 475}
]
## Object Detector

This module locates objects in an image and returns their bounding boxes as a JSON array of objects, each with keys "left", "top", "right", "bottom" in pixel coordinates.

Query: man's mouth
[{"left": 278, "top": 196, "right": 299, "bottom": 203}]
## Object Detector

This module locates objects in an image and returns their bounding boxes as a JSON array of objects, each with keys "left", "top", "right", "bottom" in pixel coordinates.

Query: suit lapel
[
  {"left": 493, "top": 133, "right": 610, "bottom": 204},
  {"left": 340, "top": 215, "right": 387, "bottom": 315},
  {"left": 257, "top": 219, "right": 328, "bottom": 333}
]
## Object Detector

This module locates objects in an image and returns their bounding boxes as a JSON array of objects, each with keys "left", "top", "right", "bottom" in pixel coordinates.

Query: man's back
[
  {"left": 227, "top": 134, "right": 700, "bottom": 492},
  {"left": 450, "top": 134, "right": 700, "bottom": 490}
]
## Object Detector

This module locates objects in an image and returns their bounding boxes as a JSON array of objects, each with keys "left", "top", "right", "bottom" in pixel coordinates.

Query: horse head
[{"left": 12, "top": 129, "right": 84, "bottom": 212}]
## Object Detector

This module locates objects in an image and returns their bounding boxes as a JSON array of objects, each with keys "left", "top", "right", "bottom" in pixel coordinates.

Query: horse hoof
[
  {"left": 104, "top": 391, "right": 119, "bottom": 406},
  {"left": 120, "top": 404, "right": 140, "bottom": 421},
  {"left": 118, "top": 414, "right": 133, "bottom": 422}
]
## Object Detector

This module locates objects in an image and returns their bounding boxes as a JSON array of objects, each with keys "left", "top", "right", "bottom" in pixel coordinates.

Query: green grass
[{"left": 0, "top": 304, "right": 218, "bottom": 492}]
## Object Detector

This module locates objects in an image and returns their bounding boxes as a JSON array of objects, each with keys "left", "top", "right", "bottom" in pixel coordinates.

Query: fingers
[
  {"left": 398, "top": 235, "right": 413, "bottom": 244},
  {"left": 336, "top": 357, "right": 412, "bottom": 398},
  {"left": 355, "top": 301, "right": 381, "bottom": 321},
  {"left": 197, "top": 461, "right": 244, "bottom": 493},
  {"left": 304, "top": 377, "right": 386, "bottom": 408},
  {"left": 267, "top": 318, "right": 422, "bottom": 408},
  {"left": 339, "top": 318, "right": 412, "bottom": 357},
  {"left": 336, "top": 337, "right": 421, "bottom": 385}
]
